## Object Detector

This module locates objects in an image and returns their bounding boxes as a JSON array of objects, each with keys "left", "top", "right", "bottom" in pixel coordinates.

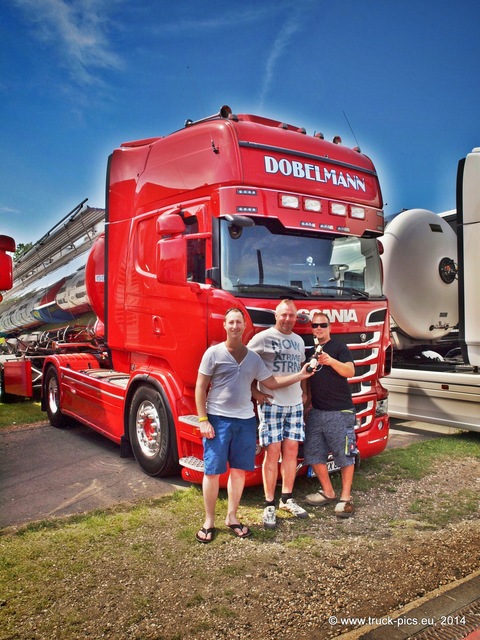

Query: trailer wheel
[
  {"left": 45, "top": 366, "right": 69, "bottom": 429},
  {"left": 128, "top": 385, "right": 178, "bottom": 477}
]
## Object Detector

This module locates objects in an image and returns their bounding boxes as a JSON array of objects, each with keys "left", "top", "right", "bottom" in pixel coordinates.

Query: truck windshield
[{"left": 219, "top": 220, "right": 383, "bottom": 299}]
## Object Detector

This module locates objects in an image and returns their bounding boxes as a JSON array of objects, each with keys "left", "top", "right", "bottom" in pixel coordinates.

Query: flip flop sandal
[
  {"left": 195, "top": 527, "right": 215, "bottom": 543},
  {"left": 305, "top": 490, "right": 337, "bottom": 506},
  {"left": 227, "top": 523, "right": 252, "bottom": 538}
]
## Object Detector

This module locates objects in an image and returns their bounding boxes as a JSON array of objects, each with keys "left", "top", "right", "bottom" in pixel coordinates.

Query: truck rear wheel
[
  {"left": 128, "top": 385, "right": 178, "bottom": 477},
  {"left": 45, "top": 366, "right": 69, "bottom": 429}
]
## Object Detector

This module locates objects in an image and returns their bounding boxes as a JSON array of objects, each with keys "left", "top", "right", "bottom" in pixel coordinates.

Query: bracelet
[{"left": 198, "top": 416, "right": 209, "bottom": 422}]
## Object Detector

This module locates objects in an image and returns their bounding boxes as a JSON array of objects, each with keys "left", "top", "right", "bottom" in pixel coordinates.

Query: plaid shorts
[{"left": 257, "top": 402, "right": 305, "bottom": 447}]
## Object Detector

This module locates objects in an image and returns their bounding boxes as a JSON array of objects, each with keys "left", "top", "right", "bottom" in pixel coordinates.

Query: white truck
[{"left": 380, "top": 147, "right": 480, "bottom": 432}]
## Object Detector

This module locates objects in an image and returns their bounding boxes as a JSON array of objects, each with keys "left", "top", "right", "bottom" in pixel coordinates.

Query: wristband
[{"left": 198, "top": 416, "right": 209, "bottom": 422}]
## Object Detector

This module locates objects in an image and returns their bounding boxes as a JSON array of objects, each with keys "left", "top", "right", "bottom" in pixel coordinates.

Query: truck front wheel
[
  {"left": 45, "top": 366, "right": 69, "bottom": 429},
  {"left": 128, "top": 385, "right": 178, "bottom": 477}
]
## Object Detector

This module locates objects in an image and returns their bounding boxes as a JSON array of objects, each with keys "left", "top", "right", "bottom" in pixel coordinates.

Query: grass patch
[
  {"left": 0, "top": 430, "right": 479, "bottom": 639},
  {"left": 285, "top": 534, "right": 315, "bottom": 550},
  {"left": 0, "top": 399, "right": 45, "bottom": 428},
  {"left": 340, "top": 430, "right": 480, "bottom": 493},
  {"left": 388, "top": 519, "right": 437, "bottom": 531},
  {"left": 409, "top": 488, "right": 479, "bottom": 526}
]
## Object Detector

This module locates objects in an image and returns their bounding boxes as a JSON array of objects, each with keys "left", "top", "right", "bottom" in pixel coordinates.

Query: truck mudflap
[{"left": 3, "top": 359, "right": 34, "bottom": 397}]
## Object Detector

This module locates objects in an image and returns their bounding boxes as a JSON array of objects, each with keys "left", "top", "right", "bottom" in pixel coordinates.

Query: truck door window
[
  {"left": 187, "top": 238, "right": 205, "bottom": 282},
  {"left": 135, "top": 217, "right": 155, "bottom": 275},
  {"left": 185, "top": 217, "right": 205, "bottom": 283}
]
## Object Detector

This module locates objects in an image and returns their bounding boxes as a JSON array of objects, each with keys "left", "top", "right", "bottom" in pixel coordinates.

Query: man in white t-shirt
[
  {"left": 248, "top": 300, "right": 309, "bottom": 529},
  {"left": 195, "top": 307, "right": 314, "bottom": 543}
]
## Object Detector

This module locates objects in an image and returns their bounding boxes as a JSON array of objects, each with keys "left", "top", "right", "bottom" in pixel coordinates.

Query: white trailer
[{"left": 380, "top": 148, "right": 480, "bottom": 432}]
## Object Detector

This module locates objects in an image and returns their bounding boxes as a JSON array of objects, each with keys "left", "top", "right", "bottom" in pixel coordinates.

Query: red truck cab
[{"left": 42, "top": 106, "right": 390, "bottom": 486}]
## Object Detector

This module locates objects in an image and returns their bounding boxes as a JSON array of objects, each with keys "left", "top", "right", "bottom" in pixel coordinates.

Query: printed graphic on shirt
[{"left": 270, "top": 336, "right": 303, "bottom": 373}]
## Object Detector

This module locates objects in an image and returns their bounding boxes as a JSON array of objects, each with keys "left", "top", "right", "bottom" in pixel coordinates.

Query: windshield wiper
[
  {"left": 235, "top": 283, "right": 310, "bottom": 297},
  {"left": 311, "top": 285, "right": 370, "bottom": 299}
]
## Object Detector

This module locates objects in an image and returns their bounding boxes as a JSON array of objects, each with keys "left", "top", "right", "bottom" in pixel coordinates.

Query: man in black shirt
[{"left": 303, "top": 312, "right": 357, "bottom": 517}]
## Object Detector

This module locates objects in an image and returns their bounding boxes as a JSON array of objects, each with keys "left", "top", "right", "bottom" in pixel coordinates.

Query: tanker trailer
[
  {"left": 0, "top": 202, "right": 104, "bottom": 399},
  {"left": 380, "top": 148, "right": 480, "bottom": 431}
]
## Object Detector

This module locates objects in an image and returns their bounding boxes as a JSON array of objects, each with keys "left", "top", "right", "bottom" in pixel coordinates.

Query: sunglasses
[{"left": 311, "top": 322, "right": 329, "bottom": 329}]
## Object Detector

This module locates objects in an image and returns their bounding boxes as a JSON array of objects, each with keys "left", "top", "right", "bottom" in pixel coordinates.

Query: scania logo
[{"left": 297, "top": 309, "right": 359, "bottom": 323}]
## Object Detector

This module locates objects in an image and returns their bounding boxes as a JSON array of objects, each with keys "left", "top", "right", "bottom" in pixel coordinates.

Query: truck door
[{"left": 125, "top": 206, "right": 209, "bottom": 389}]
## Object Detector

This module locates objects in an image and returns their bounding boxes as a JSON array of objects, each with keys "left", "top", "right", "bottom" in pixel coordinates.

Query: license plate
[
  {"left": 327, "top": 459, "right": 340, "bottom": 473},
  {"left": 307, "top": 457, "right": 340, "bottom": 476}
]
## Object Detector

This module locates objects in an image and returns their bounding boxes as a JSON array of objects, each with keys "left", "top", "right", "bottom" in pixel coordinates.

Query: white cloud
[
  {"left": 259, "top": 9, "right": 305, "bottom": 109},
  {"left": 13, "top": 0, "right": 123, "bottom": 86},
  {"left": 158, "top": 6, "right": 275, "bottom": 33}
]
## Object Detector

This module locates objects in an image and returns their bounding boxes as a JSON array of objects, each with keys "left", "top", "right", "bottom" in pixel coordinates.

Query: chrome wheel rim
[{"left": 135, "top": 400, "right": 161, "bottom": 458}]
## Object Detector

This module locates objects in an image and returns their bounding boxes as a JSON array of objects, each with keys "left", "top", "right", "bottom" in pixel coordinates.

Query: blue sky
[{"left": 1, "top": 0, "right": 479, "bottom": 246}]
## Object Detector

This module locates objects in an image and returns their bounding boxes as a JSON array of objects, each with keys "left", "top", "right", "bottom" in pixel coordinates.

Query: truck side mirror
[
  {"left": 156, "top": 214, "right": 187, "bottom": 285},
  {"left": 0, "top": 235, "right": 15, "bottom": 292},
  {"left": 157, "top": 213, "right": 186, "bottom": 236}
]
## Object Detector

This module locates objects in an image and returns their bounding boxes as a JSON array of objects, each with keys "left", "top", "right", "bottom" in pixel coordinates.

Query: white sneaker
[
  {"left": 279, "top": 498, "right": 309, "bottom": 519},
  {"left": 263, "top": 505, "right": 277, "bottom": 529}
]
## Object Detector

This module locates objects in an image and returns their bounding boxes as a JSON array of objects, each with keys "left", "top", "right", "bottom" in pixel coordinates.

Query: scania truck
[{"left": 0, "top": 106, "right": 391, "bottom": 485}]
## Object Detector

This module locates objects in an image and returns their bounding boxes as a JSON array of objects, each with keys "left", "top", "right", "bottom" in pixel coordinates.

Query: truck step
[{"left": 179, "top": 456, "right": 205, "bottom": 472}]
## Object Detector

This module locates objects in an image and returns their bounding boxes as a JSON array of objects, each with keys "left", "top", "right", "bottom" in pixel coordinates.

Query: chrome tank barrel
[{"left": 0, "top": 202, "right": 105, "bottom": 340}]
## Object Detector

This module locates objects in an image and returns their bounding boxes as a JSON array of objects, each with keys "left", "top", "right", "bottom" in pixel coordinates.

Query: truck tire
[
  {"left": 128, "top": 385, "right": 179, "bottom": 477},
  {"left": 44, "top": 366, "right": 69, "bottom": 429}
]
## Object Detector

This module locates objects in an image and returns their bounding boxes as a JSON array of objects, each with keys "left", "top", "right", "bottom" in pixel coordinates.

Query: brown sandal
[{"left": 334, "top": 500, "right": 354, "bottom": 518}]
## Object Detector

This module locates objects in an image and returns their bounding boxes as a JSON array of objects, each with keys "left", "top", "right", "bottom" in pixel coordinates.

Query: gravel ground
[
  {"left": 9, "top": 455, "right": 477, "bottom": 640},
  {"left": 156, "top": 456, "right": 480, "bottom": 640}
]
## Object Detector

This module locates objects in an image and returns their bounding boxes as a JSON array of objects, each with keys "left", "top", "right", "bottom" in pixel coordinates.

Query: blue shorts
[
  {"left": 257, "top": 402, "right": 305, "bottom": 447},
  {"left": 304, "top": 408, "right": 357, "bottom": 468},
  {"left": 203, "top": 414, "right": 257, "bottom": 475}
]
